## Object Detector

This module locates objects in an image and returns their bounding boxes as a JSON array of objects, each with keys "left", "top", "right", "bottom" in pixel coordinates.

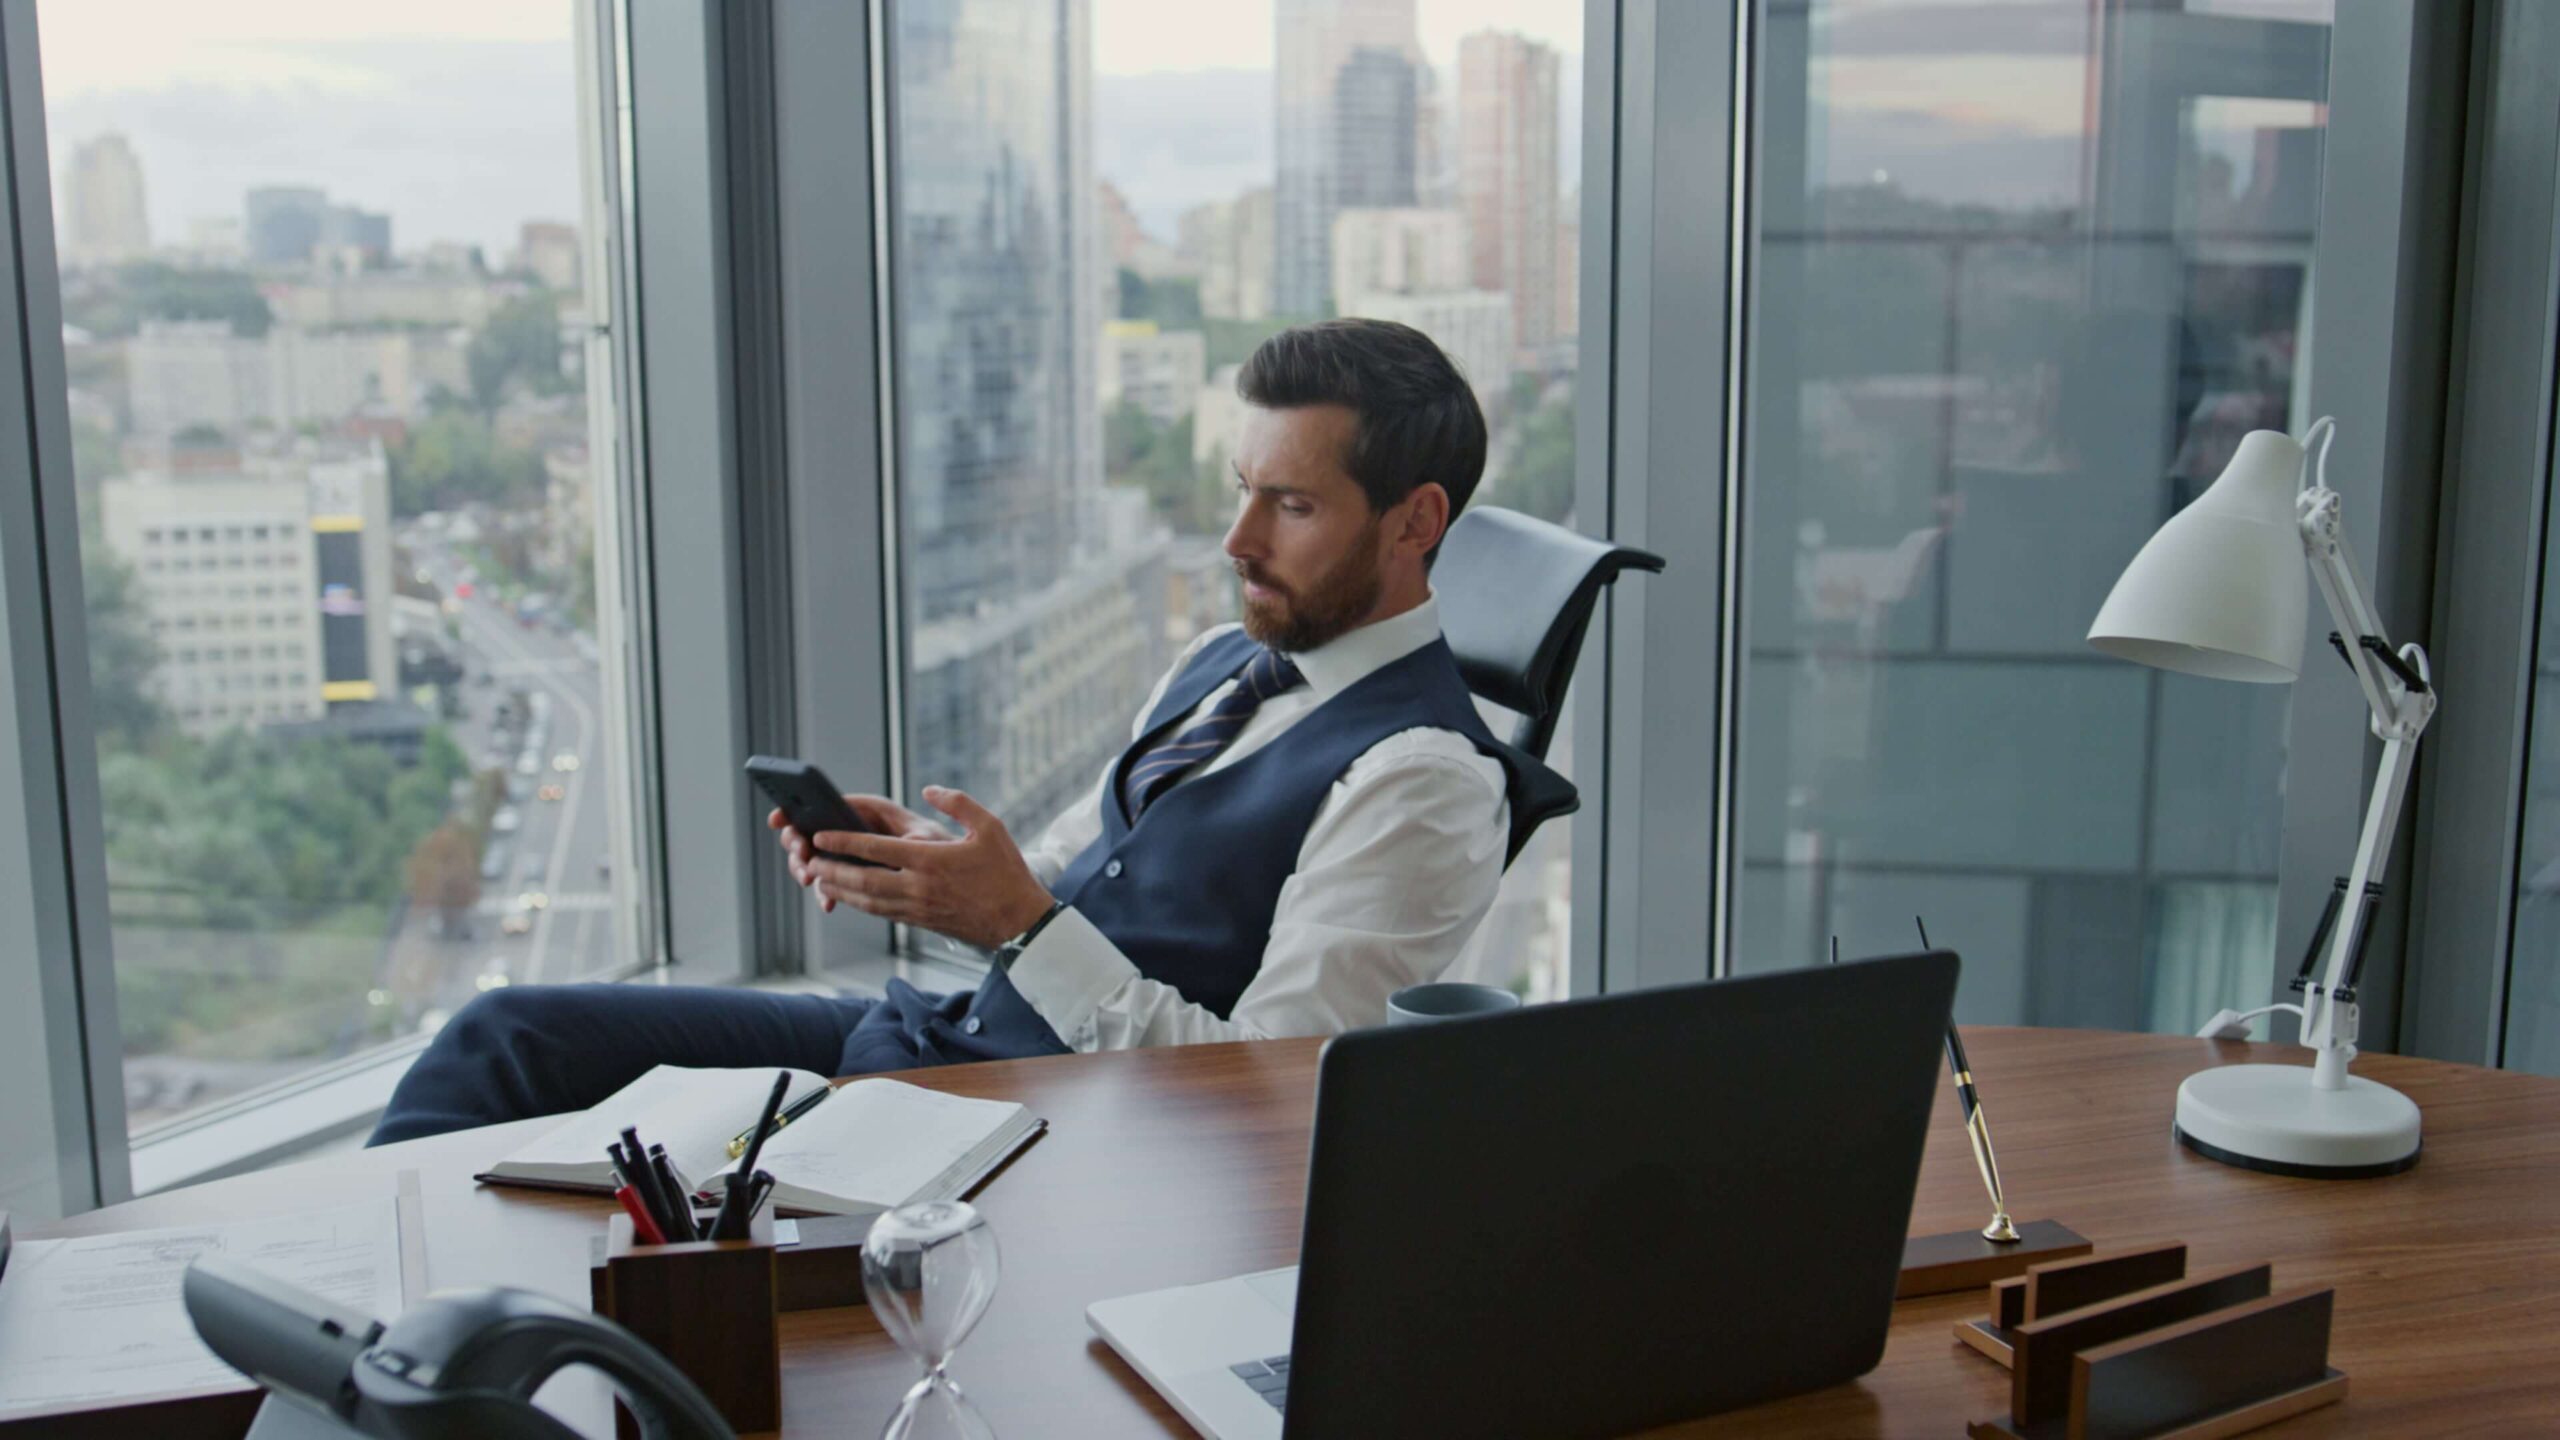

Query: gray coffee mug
[{"left": 1386, "top": 981, "right": 1522, "bottom": 1026}]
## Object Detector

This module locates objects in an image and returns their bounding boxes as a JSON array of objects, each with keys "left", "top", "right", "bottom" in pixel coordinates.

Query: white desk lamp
[{"left": 2089, "top": 419, "right": 2429, "bottom": 1177}]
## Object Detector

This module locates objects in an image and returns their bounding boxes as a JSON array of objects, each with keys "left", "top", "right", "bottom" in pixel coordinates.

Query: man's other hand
[{"left": 791, "top": 787, "right": 1056, "bottom": 949}]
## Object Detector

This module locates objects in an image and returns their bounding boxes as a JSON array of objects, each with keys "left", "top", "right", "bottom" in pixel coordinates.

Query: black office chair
[{"left": 1434, "top": 506, "right": 1666, "bottom": 864}]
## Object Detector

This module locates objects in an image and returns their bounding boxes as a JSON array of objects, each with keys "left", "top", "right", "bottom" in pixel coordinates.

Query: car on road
[
  {"left": 518, "top": 890, "right": 550, "bottom": 911},
  {"left": 552, "top": 753, "right": 581, "bottom": 773},
  {"left": 491, "top": 806, "right": 521, "bottom": 835},
  {"left": 538, "top": 783, "right": 565, "bottom": 802},
  {"left": 480, "top": 839, "right": 514, "bottom": 882},
  {"left": 500, "top": 911, "right": 533, "bottom": 936},
  {"left": 516, "top": 752, "right": 541, "bottom": 777},
  {"left": 475, "top": 959, "right": 511, "bottom": 992}
]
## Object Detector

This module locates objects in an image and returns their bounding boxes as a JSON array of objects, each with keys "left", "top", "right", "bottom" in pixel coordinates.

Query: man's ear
[{"left": 1393, "top": 483, "right": 1450, "bottom": 559}]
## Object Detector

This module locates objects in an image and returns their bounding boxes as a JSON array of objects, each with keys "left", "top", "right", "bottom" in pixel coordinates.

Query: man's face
[{"left": 1225, "top": 404, "right": 1389, "bottom": 652}]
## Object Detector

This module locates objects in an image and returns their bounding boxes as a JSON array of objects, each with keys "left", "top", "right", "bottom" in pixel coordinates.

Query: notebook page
[
  {"left": 739, "top": 1079, "right": 1025, "bottom": 1210},
  {"left": 502, "top": 1065, "right": 830, "bottom": 1184}
]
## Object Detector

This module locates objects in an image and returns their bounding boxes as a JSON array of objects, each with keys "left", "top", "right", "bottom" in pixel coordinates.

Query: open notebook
[{"left": 475, "top": 1065, "right": 1045, "bottom": 1219}]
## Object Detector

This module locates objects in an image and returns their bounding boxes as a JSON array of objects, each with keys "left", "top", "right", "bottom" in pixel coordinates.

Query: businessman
[{"left": 372, "top": 319, "right": 1521, "bottom": 1143}]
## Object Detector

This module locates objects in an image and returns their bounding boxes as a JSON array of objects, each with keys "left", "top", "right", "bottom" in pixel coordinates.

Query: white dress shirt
[{"left": 1005, "top": 595, "right": 1511, "bottom": 1050}]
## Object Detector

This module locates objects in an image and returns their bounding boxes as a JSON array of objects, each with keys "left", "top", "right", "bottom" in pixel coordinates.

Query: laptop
[{"left": 1087, "top": 950, "right": 1960, "bottom": 1439}]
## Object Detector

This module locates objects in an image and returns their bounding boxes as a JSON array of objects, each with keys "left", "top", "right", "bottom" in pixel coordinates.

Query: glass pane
[
  {"left": 2506, "top": 441, "right": 2560, "bottom": 1072},
  {"left": 1733, "top": 0, "right": 2331, "bottom": 1030},
  {"left": 887, "top": 0, "right": 1586, "bottom": 1000},
  {"left": 40, "top": 2, "right": 636, "bottom": 1134}
]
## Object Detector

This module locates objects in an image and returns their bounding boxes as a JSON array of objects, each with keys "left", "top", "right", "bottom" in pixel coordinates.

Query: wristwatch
[{"left": 992, "top": 900, "right": 1066, "bottom": 972}]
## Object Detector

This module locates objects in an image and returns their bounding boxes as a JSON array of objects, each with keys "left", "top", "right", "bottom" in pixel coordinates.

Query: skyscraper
[
  {"left": 1459, "top": 30, "right": 1562, "bottom": 358},
  {"left": 1273, "top": 0, "right": 1421, "bottom": 316},
  {"left": 245, "top": 186, "right": 329, "bottom": 267},
  {"left": 1331, "top": 207, "right": 1469, "bottom": 304},
  {"left": 886, "top": 0, "right": 1099, "bottom": 623},
  {"left": 66, "top": 134, "right": 149, "bottom": 265}
]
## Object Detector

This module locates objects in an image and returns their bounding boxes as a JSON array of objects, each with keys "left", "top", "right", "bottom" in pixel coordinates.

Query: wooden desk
[{"left": 42, "top": 1028, "right": 2560, "bottom": 1437}]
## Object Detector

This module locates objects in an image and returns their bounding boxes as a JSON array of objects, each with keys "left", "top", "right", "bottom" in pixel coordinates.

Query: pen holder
[{"left": 591, "top": 1208, "right": 781, "bottom": 1439}]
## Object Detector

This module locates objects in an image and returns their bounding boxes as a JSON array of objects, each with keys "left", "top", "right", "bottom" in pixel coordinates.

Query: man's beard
[{"left": 1237, "top": 526, "right": 1383, "bottom": 653}]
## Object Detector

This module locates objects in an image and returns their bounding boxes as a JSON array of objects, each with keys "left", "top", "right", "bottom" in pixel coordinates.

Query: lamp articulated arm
[{"left": 2291, "top": 472, "right": 2436, "bottom": 1091}]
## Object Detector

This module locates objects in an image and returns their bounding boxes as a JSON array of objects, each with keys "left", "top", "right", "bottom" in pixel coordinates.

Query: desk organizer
[
  {"left": 589, "top": 1209, "right": 781, "bottom": 1439},
  {"left": 1957, "top": 1240, "right": 2345, "bottom": 1440},
  {"left": 590, "top": 1211, "right": 870, "bottom": 1314}
]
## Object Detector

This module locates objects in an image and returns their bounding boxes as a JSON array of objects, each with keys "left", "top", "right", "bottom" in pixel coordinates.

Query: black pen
[
  {"left": 619, "top": 1127, "right": 674, "bottom": 1238},
  {"left": 1913, "top": 917, "right": 1979, "bottom": 1122},
  {"left": 726, "top": 1082, "right": 827, "bottom": 1160},
  {"left": 709, "top": 1171, "right": 750, "bottom": 1241},
  {"left": 648, "top": 1143, "right": 698, "bottom": 1240},
  {"left": 1918, "top": 916, "right": 2019, "bottom": 1243},
  {"left": 734, "top": 1072, "right": 792, "bottom": 1182}
]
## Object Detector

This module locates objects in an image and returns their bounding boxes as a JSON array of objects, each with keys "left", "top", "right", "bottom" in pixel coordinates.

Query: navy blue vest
[{"left": 835, "top": 627, "right": 1520, "bottom": 1074}]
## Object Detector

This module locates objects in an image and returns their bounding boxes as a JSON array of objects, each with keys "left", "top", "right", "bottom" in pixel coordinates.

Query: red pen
[{"left": 615, "top": 1185, "right": 669, "bottom": 1245}]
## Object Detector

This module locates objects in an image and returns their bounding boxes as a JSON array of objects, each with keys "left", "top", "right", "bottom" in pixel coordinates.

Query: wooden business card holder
[
  {"left": 590, "top": 1209, "right": 781, "bottom": 1439},
  {"left": 1959, "top": 1246, "right": 2345, "bottom": 1440},
  {"left": 1956, "top": 1241, "right": 2192, "bottom": 1367},
  {"left": 1899, "top": 1218, "right": 2091, "bottom": 1299}
]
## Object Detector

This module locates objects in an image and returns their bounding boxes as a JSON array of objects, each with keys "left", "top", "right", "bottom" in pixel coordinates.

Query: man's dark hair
[{"left": 1236, "top": 319, "right": 1488, "bottom": 546}]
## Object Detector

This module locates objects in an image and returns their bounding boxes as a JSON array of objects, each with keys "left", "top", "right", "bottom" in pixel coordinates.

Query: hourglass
[{"left": 862, "top": 1200, "right": 1002, "bottom": 1440}]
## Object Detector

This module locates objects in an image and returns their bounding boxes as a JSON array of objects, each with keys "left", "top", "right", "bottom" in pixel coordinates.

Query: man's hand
[{"left": 779, "top": 787, "right": 1056, "bottom": 949}]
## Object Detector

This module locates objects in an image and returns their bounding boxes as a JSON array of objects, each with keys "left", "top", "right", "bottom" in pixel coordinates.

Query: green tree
[
  {"left": 1108, "top": 401, "right": 1225, "bottom": 535},
  {"left": 1501, "top": 391, "right": 1577, "bottom": 525},
  {"left": 388, "top": 412, "right": 545, "bottom": 516},
  {"left": 61, "top": 262, "right": 271, "bottom": 339},
  {"left": 80, "top": 542, "right": 169, "bottom": 750},
  {"left": 467, "top": 293, "right": 569, "bottom": 411},
  {"left": 1117, "top": 267, "right": 1205, "bottom": 330}
]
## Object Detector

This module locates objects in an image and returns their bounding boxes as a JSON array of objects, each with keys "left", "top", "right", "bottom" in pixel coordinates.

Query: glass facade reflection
[{"left": 1732, "top": 0, "right": 2331, "bottom": 1032}]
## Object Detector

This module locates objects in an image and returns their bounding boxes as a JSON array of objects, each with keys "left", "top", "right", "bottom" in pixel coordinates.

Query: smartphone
[{"left": 743, "top": 755, "right": 887, "bottom": 868}]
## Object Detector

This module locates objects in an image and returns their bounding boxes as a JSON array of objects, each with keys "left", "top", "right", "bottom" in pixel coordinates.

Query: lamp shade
[{"left": 2089, "top": 429, "right": 2308, "bottom": 683}]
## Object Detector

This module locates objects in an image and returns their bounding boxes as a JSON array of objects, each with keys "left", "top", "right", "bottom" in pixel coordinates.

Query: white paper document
[{"left": 0, "top": 1198, "right": 404, "bottom": 1417}]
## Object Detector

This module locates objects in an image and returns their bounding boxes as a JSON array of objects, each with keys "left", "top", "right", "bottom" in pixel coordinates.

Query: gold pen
[{"left": 725, "top": 1085, "right": 829, "bottom": 1160}]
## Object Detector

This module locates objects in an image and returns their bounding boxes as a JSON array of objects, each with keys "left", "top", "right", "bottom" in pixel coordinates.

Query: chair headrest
[{"left": 1436, "top": 507, "right": 1664, "bottom": 717}]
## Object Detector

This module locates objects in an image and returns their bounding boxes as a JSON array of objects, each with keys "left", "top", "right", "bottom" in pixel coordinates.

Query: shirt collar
[{"left": 1282, "top": 593, "right": 1443, "bottom": 702}]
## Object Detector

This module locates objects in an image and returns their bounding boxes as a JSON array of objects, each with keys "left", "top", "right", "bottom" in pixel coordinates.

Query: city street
[{"left": 390, "top": 527, "right": 625, "bottom": 1027}]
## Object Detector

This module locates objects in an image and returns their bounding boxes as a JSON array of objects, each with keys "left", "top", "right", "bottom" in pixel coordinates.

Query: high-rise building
[
  {"left": 127, "top": 319, "right": 462, "bottom": 435},
  {"left": 1098, "top": 180, "right": 1190, "bottom": 280},
  {"left": 514, "top": 222, "right": 583, "bottom": 293},
  {"left": 888, "top": 0, "right": 1098, "bottom": 623},
  {"left": 245, "top": 187, "right": 329, "bottom": 267},
  {"left": 1331, "top": 207, "right": 1468, "bottom": 305},
  {"left": 1341, "top": 288, "right": 1513, "bottom": 420},
  {"left": 1273, "top": 0, "right": 1421, "bottom": 316},
  {"left": 1098, "top": 320, "right": 1206, "bottom": 426},
  {"left": 888, "top": 0, "right": 1165, "bottom": 854},
  {"left": 318, "top": 204, "right": 392, "bottom": 266},
  {"left": 98, "top": 441, "right": 395, "bottom": 736},
  {"left": 66, "top": 134, "right": 149, "bottom": 266},
  {"left": 1459, "top": 30, "right": 1562, "bottom": 358},
  {"left": 1180, "top": 187, "right": 1274, "bottom": 320}
]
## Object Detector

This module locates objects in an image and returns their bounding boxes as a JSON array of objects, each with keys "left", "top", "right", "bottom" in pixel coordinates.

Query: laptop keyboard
[{"left": 1229, "top": 1354, "right": 1291, "bottom": 1411}]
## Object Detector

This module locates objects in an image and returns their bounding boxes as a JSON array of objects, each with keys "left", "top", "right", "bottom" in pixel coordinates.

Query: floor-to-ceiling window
[
  {"left": 1730, "top": 0, "right": 2332, "bottom": 1031},
  {"left": 35, "top": 0, "right": 639, "bottom": 1137},
  {"left": 876, "top": 0, "right": 1589, "bottom": 999}
]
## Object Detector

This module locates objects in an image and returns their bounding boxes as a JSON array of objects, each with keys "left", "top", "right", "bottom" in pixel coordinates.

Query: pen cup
[{"left": 593, "top": 1207, "right": 780, "bottom": 1438}]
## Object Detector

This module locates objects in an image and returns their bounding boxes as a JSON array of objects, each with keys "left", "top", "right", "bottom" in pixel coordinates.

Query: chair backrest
[
  {"left": 1435, "top": 506, "right": 1666, "bottom": 864},
  {"left": 1438, "top": 507, "right": 1667, "bottom": 760}
]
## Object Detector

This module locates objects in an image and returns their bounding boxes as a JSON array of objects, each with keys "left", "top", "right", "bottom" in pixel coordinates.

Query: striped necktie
[{"left": 1122, "top": 646, "right": 1305, "bottom": 819}]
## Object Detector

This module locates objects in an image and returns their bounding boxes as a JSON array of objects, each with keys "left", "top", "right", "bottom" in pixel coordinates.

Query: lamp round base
[{"left": 2173, "top": 1063, "right": 2420, "bottom": 1179}]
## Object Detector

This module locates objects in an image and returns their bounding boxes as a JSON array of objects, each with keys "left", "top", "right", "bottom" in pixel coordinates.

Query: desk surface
[{"left": 46, "top": 1027, "right": 2560, "bottom": 1437}]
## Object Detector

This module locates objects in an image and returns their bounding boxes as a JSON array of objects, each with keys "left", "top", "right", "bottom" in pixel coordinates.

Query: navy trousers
[{"left": 367, "top": 974, "right": 1069, "bottom": 1146}]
